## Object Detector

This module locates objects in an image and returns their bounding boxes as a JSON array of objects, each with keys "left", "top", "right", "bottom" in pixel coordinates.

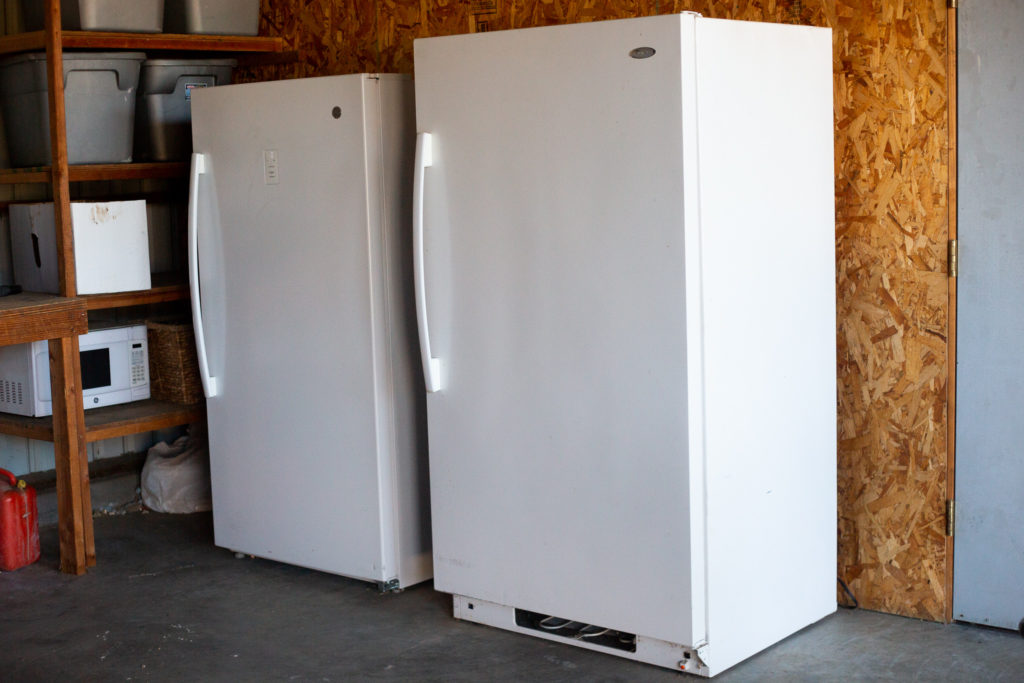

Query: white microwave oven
[{"left": 0, "top": 324, "right": 150, "bottom": 417}]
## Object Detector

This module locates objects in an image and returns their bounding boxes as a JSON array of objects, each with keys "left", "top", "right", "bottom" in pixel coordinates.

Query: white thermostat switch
[{"left": 263, "top": 149, "right": 280, "bottom": 185}]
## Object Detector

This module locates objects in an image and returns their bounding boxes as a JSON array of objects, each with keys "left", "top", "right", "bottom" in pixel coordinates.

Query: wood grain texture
[
  {"left": 44, "top": 0, "right": 73, "bottom": 298},
  {"left": 48, "top": 336, "right": 89, "bottom": 574},
  {"left": 0, "top": 410, "right": 55, "bottom": 441},
  {"left": 0, "top": 162, "right": 189, "bottom": 185},
  {"left": 0, "top": 292, "right": 87, "bottom": 346},
  {"left": 82, "top": 274, "right": 189, "bottom": 311},
  {"left": 0, "top": 28, "right": 44, "bottom": 53},
  {"left": 82, "top": 400, "right": 205, "bottom": 444},
  {"left": 60, "top": 30, "right": 283, "bottom": 51},
  {"left": 0, "top": 31, "right": 283, "bottom": 54},
  {"left": 44, "top": 0, "right": 94, "bottom": 574},
  {"left": 0, "top": 399, "right": 205, "bottom": 444},
  {"left": 830, "top": 0, "right": 950, "bottom": 623},
  {"left": 254, "top": 0, "right": 952, "bottom": 621}
]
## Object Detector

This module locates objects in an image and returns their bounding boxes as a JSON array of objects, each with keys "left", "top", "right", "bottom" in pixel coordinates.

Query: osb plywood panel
[
  {"left": 829, "top": 1, "right": 950, "bottom": 622},
  {"left": 256, "top": 0, "right": 952, "bottom": 622}
]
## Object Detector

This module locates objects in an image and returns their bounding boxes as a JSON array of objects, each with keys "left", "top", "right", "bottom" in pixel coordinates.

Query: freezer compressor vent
[
  {"left": 1, "top": 379, "right": 23, "bottom": 406},
  {"left": 514, "top": 609, "right": 637, "bottom": 652}
]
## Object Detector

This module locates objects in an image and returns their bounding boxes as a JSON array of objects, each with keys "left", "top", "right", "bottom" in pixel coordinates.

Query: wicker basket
[{"left": 146, "top": 319, "right": 203, "bottom": 405}]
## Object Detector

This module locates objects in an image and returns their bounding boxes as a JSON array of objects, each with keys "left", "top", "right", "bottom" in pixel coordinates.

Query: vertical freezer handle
[
  {"left": 188, "top": 152, "right": 219, "bottom": 398},
  {"left": 414, "top": 133, "right": 443, "bottom": 393}
]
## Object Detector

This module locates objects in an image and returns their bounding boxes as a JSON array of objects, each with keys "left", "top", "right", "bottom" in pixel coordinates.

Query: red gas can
[{"left": 0, "top": 468, "right": 40, "bottom": 571}]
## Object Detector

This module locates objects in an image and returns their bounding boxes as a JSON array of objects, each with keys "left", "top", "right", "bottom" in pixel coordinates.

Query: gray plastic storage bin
[
  {"left": 0, "top": 51, "right": 145, "bottom": 167},
  {"left": 135, "top": 58, "right": 235, "bottom": 161},
  {"left": 21, "top": 0, "right": 164, "bottom": 33},
  {"left": 164, "top": 0, "right": 259, "bottom": 36}
]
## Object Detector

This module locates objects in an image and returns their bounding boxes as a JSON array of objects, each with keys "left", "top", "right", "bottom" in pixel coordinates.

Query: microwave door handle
[
  {"left": 188, "top": 152, "right": 219, "bottom": 398},
  {"left": 414, "top": 132, "right": 442, "bottom": 393}
]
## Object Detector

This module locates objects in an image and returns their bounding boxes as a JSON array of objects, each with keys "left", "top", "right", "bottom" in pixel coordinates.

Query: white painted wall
[{"left": 0, "top": 429, "right": 185, "bottom": 477}]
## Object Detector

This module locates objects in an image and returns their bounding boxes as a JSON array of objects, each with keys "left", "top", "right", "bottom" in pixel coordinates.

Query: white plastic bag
[{"left": 141, "top": 434, "right": 212, "bottom": 513}]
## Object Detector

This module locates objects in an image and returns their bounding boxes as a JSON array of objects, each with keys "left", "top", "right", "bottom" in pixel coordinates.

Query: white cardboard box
[{"left": 10, "top": 200, "right": 151, "bottom": 295}]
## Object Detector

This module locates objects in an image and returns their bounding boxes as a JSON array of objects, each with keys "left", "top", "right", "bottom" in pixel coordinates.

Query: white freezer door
[
  {"left": 190, "top": 76, "right": 393, "bottom": 581},
  {"left": 414, "top": 15, "right": 700, "bottom": 646}
]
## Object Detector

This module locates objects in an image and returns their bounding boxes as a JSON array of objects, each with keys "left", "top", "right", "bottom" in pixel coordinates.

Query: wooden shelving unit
[{"left": 0, "top": 1, "right": 284, "bottom": 574}]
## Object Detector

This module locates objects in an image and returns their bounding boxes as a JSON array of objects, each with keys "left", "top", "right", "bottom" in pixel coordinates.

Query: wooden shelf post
[
  {"left": 48, "top": 337, "right": 90, "bottom": 573},
  {"left": 44, "top": 0, "right": 94, "bottom": 573}
]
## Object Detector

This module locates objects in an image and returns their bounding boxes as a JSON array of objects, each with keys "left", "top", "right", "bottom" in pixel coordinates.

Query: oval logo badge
[{"left": 629, "top": 47, "right": 656, "bottom": 59}]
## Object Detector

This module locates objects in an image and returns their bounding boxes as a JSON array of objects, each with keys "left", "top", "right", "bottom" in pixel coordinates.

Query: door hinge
[
  {"left": 948, "top": 239, "right": 958, "bottom": 278},
  {"left": 946, "top": 499, "right": 956, "bottom": 537}
]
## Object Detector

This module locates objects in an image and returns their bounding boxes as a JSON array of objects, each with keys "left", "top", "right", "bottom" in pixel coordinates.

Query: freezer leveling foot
[
  {"left": 452, "top": 595, "right": 711, "bottom": 676},
  {"left": 378, "top": 578, "right": 403, "bottom": 594}
]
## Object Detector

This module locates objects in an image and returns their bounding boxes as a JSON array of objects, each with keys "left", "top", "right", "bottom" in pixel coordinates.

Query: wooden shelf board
[
  {"left": 0, "top": 162, "right": 189, "bottom": 185},
  {"left": 0, "top": 167, "right": 50, "bottom": 184},
  {"left": 0, "top": 399, "right": 205, "bottom": 443},
  {"left": 82, "top": 276, "right": 188, "bottom": 311},
  {"left": 84, "top": 399, "right": 205, "bottom": 443},
  {"left": 70, "top": 162, "right": 189, "bottom": 182},
  {"left": 0, "top": 30, "right": 283, "bottom": 56},
  {"left": 0, "top": 30, "right": 45, "bottom": 55},
  {"left": 62, "top": 31, "right": 284, "bottom": 52},
  {"left": 0, "top": 291, "right": 87, "bottom": 346},
  {"left": 0, "top": 412, "right": 53, "bottom": 441}
]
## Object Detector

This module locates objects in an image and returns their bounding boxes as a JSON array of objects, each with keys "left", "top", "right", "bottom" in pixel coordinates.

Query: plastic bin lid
[
  {"left": 142, "top": 58, "right": 238, "bottom": 67},
  {"left": 0, "top": 51, "right": 147, "bottom": 66}
]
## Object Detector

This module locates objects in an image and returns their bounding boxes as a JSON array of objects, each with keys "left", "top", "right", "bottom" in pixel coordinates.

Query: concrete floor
[{"left": 1, "top": 512, "right": 1022, "bottom": 682}]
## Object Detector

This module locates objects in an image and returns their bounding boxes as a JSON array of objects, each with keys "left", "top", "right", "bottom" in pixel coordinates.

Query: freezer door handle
[
  {"left": 414, "top": 132, "right": 443, "bottom": 392},
  {"left": 188, "top": 152, "right": 219, "bottom": 398}
]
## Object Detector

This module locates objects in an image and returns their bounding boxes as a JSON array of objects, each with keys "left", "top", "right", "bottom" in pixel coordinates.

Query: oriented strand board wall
[{"left": 255, "top": 0, "right": 952, "bottom": 622}]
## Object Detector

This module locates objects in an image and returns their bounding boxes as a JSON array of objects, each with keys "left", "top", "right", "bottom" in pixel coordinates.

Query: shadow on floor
[{"left": 1, "top": 513, "right": 1022, "bottom": 681}]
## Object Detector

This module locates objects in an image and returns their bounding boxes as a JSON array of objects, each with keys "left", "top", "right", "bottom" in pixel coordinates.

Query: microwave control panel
[{"left": 131, "top": 342, "right": 147, "bottom": 386}]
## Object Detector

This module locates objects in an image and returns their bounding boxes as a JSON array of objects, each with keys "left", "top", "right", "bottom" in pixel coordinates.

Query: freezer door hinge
[
  {"left": 948, "top": 239, "right": 958, "bottom": 278},
  {"left": 695, "top": 642, "right": 710, "bottom": 666},
  {"left": 677, "top": 640, "right": 710, "bottom": 675},
  {"left": 946, "top": 499, "right": 956, "bottom": 537}
]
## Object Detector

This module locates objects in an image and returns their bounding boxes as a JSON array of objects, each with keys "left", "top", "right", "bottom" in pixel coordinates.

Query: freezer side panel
[
  {"left": 415, "top": 15, "right": 694, "bottom": 645},
  {"left": 377, "top": 75, "right": 433, "bottom": 587},
  {"left": 694, "top": 20, "right": 837, "bottom": 674},
  {"left": 190, "top": 76, "right": 387, "bottom": 581}
]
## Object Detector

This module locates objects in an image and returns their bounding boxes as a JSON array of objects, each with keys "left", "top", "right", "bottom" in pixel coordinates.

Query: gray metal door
[{"left": 954, "top": 0, "right": 1024, "bottom": 631}]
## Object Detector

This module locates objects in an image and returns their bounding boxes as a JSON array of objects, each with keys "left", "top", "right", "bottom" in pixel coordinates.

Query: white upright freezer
[
  {"left": 413, "top": 13, "right": 836, "bottom": 675},
  {"left": 188, "top": 74, "right": 431, "bottom": 590}
]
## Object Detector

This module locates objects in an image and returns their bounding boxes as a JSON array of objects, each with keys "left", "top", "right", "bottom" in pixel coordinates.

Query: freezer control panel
[{"left": 263, "top": 149, "right": 279, "bottom": 185}]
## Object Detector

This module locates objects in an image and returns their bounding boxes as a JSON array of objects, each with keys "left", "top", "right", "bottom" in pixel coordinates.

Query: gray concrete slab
[
  {"left": 34, "top": 471, "right": 142, "bottom": 526},
  {"left": 1, "top": 513, "right": 1022, "bottom": 681}
]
